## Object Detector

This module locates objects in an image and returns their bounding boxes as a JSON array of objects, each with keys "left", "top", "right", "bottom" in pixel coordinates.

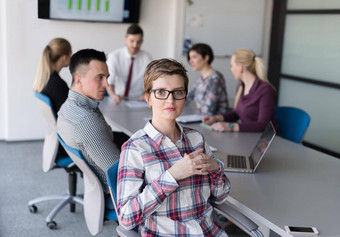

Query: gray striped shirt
[{"left": 57, "top": 90, "right": 120, "bottom": 190}]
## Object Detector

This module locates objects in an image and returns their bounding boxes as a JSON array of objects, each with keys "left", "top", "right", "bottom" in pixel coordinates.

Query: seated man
[{"left": 57, "top": 49, "right": 120, "bottom": 190}]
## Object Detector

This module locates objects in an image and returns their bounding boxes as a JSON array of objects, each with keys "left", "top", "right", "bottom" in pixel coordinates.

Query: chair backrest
[
  {"left": 106, "top": 162, "right": 120, "bottom": 216},
  {"left": 106, "top": 162, "right": 141, "bottom": 237},
  {"left": 57, "top": 134, "right": 105, "bottom": 236},
  {"left": 34, "top": 91, "right": 59, "bottom": 172},
  {"left": 275, "top": 106, "right": 311, "bottom": 143}
]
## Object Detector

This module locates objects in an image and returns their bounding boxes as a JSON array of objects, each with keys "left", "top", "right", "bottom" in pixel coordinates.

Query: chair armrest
[
  {"left": 213, "top": 201, "right": 259, "bottom": 234},
  {"left": 116, "top": 225, "right": 140, "bottom": 237}
]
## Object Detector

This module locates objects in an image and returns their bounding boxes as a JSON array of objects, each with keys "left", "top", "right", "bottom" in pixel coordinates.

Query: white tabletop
[{"left": 99, "top": 97, "right": 340, "bottom": 237}]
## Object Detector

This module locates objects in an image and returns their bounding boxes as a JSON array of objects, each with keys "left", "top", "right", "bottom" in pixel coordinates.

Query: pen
[{"left": 200, "top": 123, "right": 212, "bottom": 130}]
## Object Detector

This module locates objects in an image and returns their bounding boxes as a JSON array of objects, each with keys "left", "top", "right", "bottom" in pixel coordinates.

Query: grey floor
[
  {"left": 0, "top": 140, "right": 249, "bottom": 237},
  {"left": 0, "top": 140, "right": 118, "bottom": 237}
]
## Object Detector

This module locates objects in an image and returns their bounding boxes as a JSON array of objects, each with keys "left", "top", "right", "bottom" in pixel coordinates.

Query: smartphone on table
[{"left": 284, "top": 226, "right": 319, "bottom": 236}]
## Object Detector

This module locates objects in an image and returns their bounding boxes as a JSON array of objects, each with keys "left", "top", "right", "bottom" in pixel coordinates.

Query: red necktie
[{"left": 124, "top": 57, "right": 134, "bottom": 97}]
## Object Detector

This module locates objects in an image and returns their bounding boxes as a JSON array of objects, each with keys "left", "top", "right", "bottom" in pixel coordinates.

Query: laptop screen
[{"left": 249, "top": 121, "right": 276, "bottom": 170}]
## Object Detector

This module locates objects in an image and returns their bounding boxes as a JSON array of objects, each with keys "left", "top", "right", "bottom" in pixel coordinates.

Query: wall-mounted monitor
[{"left": 38, "top": 0, "right": 141, "bottom": 23}]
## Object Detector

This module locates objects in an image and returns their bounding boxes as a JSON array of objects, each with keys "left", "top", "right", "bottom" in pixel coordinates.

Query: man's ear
[{"left": 74, "top": 74, "right": 82, "bottom": 87}]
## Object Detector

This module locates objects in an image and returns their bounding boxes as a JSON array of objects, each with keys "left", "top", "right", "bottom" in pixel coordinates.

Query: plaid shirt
[{"left": 117, "top": 121, "right": 230, "bottom": 236}]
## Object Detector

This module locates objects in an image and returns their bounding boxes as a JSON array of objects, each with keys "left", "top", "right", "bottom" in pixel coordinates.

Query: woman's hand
[
  {"left": 210, "top": 122, "right": 240, "bottom": 132},
  {"left": 202, "top": 114, "right": 224, "bottom": 125},
  {"left": 168, "top": 150, "right": 220, "bottom": 181},
  {"left": 210, "top": 122, "right": 230, "bottom": 132}
]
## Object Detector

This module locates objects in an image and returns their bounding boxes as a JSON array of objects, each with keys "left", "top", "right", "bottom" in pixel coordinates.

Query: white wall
[
  {"left": 0, "top": 0, "right": 179, "bottom": 141},
  {"left": 0, "top": 0, "right": 272, "bottom": 141},
  {"left": 0, "top": 0, "right": 8, "bottom": 140}
]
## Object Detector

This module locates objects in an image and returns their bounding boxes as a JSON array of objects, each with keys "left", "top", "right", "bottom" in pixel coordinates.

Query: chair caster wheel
[
  {"left": 47, "top": 221, "right": 57, "bottom": 230},
  {"left": 29, "top": 205, "right": 37, "bottom": 213}
]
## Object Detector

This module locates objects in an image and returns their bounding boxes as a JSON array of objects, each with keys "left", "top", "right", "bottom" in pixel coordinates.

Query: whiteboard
[{"left": 184, "top": 0, "right": 265, "bottom": 56}]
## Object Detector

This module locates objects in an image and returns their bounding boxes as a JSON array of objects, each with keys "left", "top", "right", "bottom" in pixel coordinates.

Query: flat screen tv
[{"left": 38, "top": 0, "right": 141, "bottom": 23}]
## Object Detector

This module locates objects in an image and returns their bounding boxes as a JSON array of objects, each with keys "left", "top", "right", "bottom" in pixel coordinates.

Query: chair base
[{"left": 28, "top": 194, "right": 84, "bottom": 229}]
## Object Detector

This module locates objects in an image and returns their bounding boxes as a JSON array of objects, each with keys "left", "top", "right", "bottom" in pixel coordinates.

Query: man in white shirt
[{"left": 106, "top": 24, "right": 152, "bottom": 104}]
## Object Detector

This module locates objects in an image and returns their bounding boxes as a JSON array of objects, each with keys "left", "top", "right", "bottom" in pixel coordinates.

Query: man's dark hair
[
  {"left": 69, "top": 49, "right": 106, "bottom": 83},
  {"left": 126, "top": 24, "right": 143, "bottom": 37},
  {"left": 187, "top": 43, "right": 214, "bottom": 65}
]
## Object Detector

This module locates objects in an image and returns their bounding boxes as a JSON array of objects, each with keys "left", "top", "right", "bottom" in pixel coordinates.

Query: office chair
[
  {"left": 28, "top": 91, "right": 83, "bottom": 230},
  {"left": 57, "top": 134, "right": 118, "bottom": 236},
  {"left": 275, "top": 106, "right": 311, "bottom": 143},
  {"left": 106, "top": 164, "right": 264, "bottom": 237}
]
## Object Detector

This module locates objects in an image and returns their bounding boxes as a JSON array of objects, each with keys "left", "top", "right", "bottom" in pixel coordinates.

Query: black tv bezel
[{"left": 38, "top": 0, "right": 140, "bottom": 23}]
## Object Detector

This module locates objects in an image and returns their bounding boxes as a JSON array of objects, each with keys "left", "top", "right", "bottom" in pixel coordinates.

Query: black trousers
[{"left": 112, "top": 131, "right": 130, "bottom": 151}]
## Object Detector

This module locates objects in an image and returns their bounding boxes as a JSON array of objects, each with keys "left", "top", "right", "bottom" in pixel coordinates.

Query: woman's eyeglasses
[{"left": 149, "top": 89, "right": 187, "bottom": 100}]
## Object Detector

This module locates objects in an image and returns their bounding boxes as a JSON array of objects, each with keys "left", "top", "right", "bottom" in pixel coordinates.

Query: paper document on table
[
  {"left": 209, "top": 145, "right": 217, "bottom": 152},
  {"left": 125, "top": 101, "right": 149, "bottom": 108},
  {"left": 176, "top": 114, "right": 204, "bottom": 123}
]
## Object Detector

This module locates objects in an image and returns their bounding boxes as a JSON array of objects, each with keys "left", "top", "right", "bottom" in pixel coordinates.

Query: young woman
[
  {"left": 33, "top": 38, "right": 72, "bottom": 158},
  {"left": 117, "top": 58, "right": 230, "bottom": 236},
  {"left": 186, "top": 43, "right": 229, "bottom": 115},
  {"left": 202, "top": 48, "right": 278, "bottom": 132},
  {"left": 33, "top": 37, "right": 72, "bottom": 114}
]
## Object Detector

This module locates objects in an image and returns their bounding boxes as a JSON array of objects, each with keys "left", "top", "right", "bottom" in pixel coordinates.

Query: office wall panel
[
  {"left": 281, "top": 15, "right": 340, "bottom": 84},
  {"left": 287, "top": 0, "right": 340, "bottom": 9},
  {"left": 278, "top": 78, "right": 340, "bottom": 153}
]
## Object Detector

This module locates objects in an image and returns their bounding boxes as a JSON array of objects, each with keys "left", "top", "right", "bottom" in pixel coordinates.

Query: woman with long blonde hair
[
  {"left": 202, "top": 48, "right": 278, "bottom": 132},
  {"left": 33, "top": 38, "right": 72, "bottom": 114}
]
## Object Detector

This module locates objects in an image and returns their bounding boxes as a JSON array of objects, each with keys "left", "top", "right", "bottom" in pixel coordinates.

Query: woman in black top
[
  {"left": 34, "top": 38, "right": 72, "bottom": 113},
  {"left": 33, "top": 38, "right": 72, "bottom": 158}
]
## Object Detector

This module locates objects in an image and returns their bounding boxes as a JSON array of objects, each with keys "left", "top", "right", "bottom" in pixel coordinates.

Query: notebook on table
[
  {"left": 176, "top": 114, "right": 204, "bottom": 124},
  {"left": 213, "top": 121, "right": 276, "bottom": 173}
]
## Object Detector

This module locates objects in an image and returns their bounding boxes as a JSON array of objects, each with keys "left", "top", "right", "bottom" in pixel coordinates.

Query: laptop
[{"left": 213, "top": 121, "right": 276, "bottom": 173}]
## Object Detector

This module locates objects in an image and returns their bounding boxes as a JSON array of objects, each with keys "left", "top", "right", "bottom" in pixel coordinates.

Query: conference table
[{"left": 99, "top": 98, "right": 340, "bottom": 237}]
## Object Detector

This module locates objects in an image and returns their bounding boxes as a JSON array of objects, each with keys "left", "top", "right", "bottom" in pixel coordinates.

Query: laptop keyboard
[{"left": 227, "top": 155, "right": 247, "bottom": 169}]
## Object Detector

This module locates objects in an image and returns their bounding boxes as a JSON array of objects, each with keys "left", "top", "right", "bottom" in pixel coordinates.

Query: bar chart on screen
[{"left": 50, "top": 0, "right": 125, "bottom": 22}]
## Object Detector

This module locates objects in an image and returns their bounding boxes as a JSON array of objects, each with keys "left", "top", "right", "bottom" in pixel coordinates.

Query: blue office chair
[
  {"left": 57, "top": 134, "right": 118, "bottom": 235},
  {"left": 28, "top": 91, "right": 83, "bottom": 230},
  {"left": 106, "top": 163, "right": 140, "bottom": 237},
  {"left": 106, "top": 164, "right": 263, "bottom": 237},
  {"left": 275, "top": 106, "right": 311, "bottom": 143}
]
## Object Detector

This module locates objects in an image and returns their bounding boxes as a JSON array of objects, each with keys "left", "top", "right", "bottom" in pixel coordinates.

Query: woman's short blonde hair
[{"left": 144, "top": 58, "right": 189, "bottom": 94}]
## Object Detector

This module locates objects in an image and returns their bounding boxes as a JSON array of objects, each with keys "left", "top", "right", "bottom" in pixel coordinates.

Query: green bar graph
[
  {"left": 96, "top": 0, "right": 100, "bottom": 11},
  {"left": 105, "top": 0, "right": 109, "bottom": 12},
  {"left": 67, "top": 0, "right": 111, "bottom": 12},
  {"left": 87, "top": 0, "right": 91, "bottom": 10}
]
